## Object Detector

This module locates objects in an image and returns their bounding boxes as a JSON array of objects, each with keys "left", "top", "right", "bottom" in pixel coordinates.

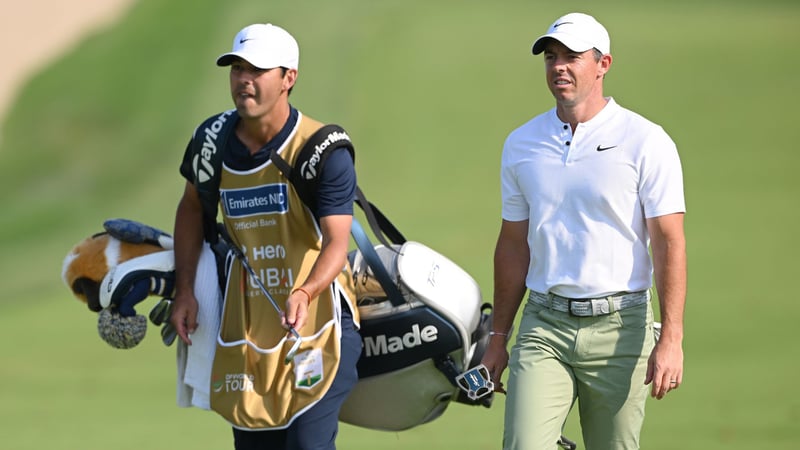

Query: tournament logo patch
[
  {"left": 213, "top": 373, "right": 255, "bottom": 393},
  {"left": 293, "top": 348, "right": 323, "bottom": 389},
  {"left": 221, "top": 184, "right": 289, "bottom": 218}
]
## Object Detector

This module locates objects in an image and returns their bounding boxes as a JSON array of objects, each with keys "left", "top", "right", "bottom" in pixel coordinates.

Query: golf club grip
[{"left": 216, "top": 223, "right": 245, "bottom": 260}]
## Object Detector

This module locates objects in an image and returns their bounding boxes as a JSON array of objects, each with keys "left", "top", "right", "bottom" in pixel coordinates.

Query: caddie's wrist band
[
  {"left": 292, "top": 287, "right": 313, "bottom": 303},
  {"left": 489, "top": 331, "right": 509, "bottom": 337}
]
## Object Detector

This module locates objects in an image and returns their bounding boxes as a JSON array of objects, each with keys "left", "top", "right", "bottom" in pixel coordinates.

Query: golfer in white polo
[{"left": 482, "top": 12, "right": 687, "bottom": 449}]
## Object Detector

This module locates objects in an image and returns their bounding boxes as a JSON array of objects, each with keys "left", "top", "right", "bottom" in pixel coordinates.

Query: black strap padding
[
  {"left": 270, "top": 124, "right": 355, "bottom": 211},
  {"left": 191, "top": 110, "right": 239, "bottom": 244}
]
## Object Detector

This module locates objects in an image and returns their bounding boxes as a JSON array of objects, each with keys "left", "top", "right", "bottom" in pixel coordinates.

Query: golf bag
[{"left": 337, "top": 214, "right": 494, "bottom": 431}]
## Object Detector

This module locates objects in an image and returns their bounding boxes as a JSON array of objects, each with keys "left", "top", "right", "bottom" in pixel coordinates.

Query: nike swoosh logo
[
  {"left": 239, "top": 38, "right": 255, "bottom": 44},
  {"left": 553, "top": 22, "right": 573, "bottom": 29},
  {"left": 596, "top": 145, "right": 617, "bottom": 152}
]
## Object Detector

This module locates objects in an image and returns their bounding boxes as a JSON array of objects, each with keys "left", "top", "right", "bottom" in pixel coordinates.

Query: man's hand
[
  {"left": 283, "top": 288, "right": 311, "bottom": 331},
  {"left": 645, "top": 337, "right": 684, "bottom": 399},
  {"left": 481, "top": 337, "right": 511, "bottom": 394},
  {"left": 170, "top": 291, "right": 199, "bottom": 345}
]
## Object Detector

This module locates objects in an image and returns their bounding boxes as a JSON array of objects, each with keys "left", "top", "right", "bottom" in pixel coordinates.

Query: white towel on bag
[{"left": 176, "top": 243, "right": 221, "bottom": 409}]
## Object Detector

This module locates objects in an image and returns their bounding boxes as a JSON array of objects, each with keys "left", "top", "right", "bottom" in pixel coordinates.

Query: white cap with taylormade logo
[
  {"left": 531, "top": 13, "right": 610, "bottom": 55},
  {"left": 216, "top": 23, "right": 299, "bottom": 70}
]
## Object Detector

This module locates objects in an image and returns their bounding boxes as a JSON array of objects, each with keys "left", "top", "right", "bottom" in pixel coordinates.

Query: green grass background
[{"left": 1, "top": 0, "right": 798, "bottom": 448}]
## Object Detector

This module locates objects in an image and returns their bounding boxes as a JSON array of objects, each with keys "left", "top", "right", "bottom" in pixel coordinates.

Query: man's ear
[
  {"left": 283, "top": 68, "right": 298, "bottom": 92},
  {"left": 598, "top": 54, "right": 613, "bottom": 79}
]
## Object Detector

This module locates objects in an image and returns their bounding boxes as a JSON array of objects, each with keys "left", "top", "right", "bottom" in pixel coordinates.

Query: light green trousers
[{"left": 503, "top": 293, "right": 655, "bottom": 450}]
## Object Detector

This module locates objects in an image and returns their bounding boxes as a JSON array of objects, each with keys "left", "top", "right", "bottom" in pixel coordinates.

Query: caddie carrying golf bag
[
  {"left": 263, "top": 124, "right": 496, "bottom": 431},
  {"left": 188, "top": 117, "right": 497, "bottom": 431}
]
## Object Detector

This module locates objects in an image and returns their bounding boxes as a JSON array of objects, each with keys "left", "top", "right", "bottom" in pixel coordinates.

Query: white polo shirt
[{"left": 500, "top": 98, "right": 685, "bottom": 298}]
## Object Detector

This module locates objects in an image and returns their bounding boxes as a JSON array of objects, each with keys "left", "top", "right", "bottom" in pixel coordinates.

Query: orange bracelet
[{"left": 292, "top": 287, "right": 313, "bottom": 303}]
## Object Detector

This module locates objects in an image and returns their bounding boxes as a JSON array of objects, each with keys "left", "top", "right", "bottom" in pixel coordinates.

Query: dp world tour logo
[{"left": 213, "top": 373, "right": 255, "bottom": 393}]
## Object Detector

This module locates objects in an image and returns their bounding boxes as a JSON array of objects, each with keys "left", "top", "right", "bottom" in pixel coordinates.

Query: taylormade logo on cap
[
  {"left": 216, "top": 23, "right": 299, "bottom": 70},
  {"left": 532, "top": 12, "right": 610, "bottom": 55}
]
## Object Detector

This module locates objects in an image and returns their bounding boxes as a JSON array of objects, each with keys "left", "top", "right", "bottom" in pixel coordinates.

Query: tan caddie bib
[{"left": 208, "top": 113, "right": 357, "bottom": 429}]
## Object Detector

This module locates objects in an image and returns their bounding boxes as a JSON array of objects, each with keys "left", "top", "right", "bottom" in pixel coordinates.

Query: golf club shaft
[
  {"left": 217, "top": 225, "right": 303, "bottom": 362},
  {"left": 237, "top": 251, "right": 302, "bottom": 341},
  {"left": 235, "top": 249, "right": 303, "bottom": 363}
]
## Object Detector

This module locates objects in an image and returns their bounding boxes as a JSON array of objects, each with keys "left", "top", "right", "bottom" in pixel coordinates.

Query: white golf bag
[{"left": 338, "top": 219, "right": 494, "bottom": 431}]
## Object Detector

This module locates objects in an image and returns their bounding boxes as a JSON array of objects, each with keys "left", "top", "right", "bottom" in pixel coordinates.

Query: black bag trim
[{"left": 356, "top": 306, "right": 462, "bottom": 378}]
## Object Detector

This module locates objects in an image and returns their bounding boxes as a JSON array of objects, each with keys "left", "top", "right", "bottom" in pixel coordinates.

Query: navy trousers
[{"left": 232, "top": 304, "right": 361, "bottom": 450}]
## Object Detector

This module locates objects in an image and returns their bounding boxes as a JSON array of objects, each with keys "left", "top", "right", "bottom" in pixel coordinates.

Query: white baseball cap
[
  {"left": 216, "top": 23, "right": 299, "bottom": 70},
  {"left": 531, "top": 13, "right": 610, "bottom": 55}
]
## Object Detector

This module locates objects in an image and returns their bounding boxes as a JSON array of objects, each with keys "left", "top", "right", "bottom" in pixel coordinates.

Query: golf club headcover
[
  {"left": 103, "top": 218, "right": 174, "bottom": 250},
  {"left": 95, "top": 250, "right": 176, "bottom": 349},
  {"left": 99, "top": 250, "right": 175, "bottom": 316},
  {"left": 97, "top": 308, "right": 147, "bottom": 349}
]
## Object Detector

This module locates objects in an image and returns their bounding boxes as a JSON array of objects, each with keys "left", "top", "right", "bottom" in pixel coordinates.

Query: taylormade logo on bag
[
  {"left": 299, "top": 130, "right": 350, "bottom": 180},
  {"left": 193, "top": 110, "right": 234, "bottom": 183},
  {"left": 363, "top": 323, "right": 439, "bottom": 357}
]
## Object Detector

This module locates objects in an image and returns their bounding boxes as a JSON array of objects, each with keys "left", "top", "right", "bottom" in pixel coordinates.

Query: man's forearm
[
  {"left": 173, "top": 193, "right": 204, "bottom": 296},
  {"left": 297, "top": 214, "right": 351, "bottom": 297},
  {"left": 649, "top": 215, "right": 687, "bottom": 343},
  {"left": 654, "top": 241, "right": 686, "bottom": 342},
  {"left": 492, "top": 232, "right": 530, "bottom": 334}
]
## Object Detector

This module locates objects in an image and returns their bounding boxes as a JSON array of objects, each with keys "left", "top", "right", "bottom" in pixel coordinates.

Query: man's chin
[{"left": 234, "top": 105, "right": 258, "bottom": 120}]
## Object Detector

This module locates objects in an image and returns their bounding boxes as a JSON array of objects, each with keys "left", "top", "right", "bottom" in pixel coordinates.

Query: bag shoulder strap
[
  {"left": 269, "top": 124, "right": 405, "bottom": 247},
  {"left": 190, "top": 109, "right": 238, "bottom": 243},
  {"left": 269, "top": 124, "right": 407, "bottom": 306},
  {"left": 269, "top": 124, "right": 353, "bottom": 208},
  {"left": 350, "top": 219, "right": 405, "bottom": 306}
]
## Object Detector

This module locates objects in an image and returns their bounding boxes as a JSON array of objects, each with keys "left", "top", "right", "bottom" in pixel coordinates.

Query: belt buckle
[
  {"left": 567, "top": 299, "right": 578, "bottom": 316},
  {"left": 568, "top": 298, "right": 595, "bottom": 317}
]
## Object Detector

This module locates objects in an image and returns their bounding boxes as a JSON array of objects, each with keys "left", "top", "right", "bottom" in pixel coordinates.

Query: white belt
[{"left": 529, "top": 290, "right": 649, "bottom": 317}]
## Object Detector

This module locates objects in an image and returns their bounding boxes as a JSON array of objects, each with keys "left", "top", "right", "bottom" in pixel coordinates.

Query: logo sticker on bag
[{"left": 294, "top": 348, "right": 324, "bottom": 389}]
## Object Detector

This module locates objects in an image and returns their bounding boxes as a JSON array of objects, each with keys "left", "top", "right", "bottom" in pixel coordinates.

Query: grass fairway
[{"left": 1, "top": 0, "right": 799, "bottom": 448}]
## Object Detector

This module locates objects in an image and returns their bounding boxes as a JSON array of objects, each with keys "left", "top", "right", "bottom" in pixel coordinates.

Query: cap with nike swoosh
[
  {"left": 216, "top": 23, "right": 299, "bottom": 70},
  {"left": 532, "top": 12, "right": 610, "bottom": 55}
]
